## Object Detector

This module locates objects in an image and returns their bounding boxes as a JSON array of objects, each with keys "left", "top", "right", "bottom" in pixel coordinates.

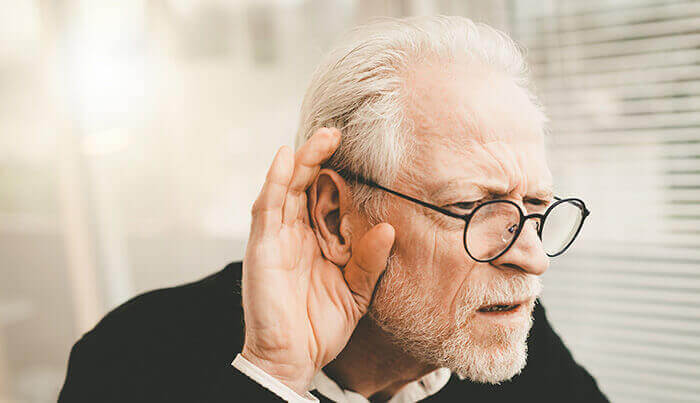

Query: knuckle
[
  {"left": 251, "top": 201, "right": 281, "bottom": 217},
  {"left": 287, "top": 185, "right": 302, "bottom": 196},
  {"left": 251, "top": 199, "right": 266, "bottom": 216},
  {"left": 250, "top": 200, "right": 260, "bottom": 215}
]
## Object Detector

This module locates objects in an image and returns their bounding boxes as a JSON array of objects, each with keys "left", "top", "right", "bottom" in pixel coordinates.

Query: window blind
[{"left": 510, "top": 1, "right": 700, "bottom": 402}]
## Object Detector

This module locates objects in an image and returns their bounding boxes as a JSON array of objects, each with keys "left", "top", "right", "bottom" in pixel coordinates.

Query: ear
[{"left": 307, "top": 169, "right": 353, "bottom": 266}]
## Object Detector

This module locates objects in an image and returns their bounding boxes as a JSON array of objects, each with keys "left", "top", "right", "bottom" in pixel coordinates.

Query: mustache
[
  {"left": 376, "top": 254, "right": 543, "bottom": 314},
  {"left": 461, "top": 271, "right": 543, "bottom": 309}
]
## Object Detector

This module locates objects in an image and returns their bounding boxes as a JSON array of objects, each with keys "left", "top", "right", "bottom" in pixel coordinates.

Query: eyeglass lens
[
  {"left": 541, "top": 200, "right": 584, "bottom": 256},
  {"left": 465, "top": 202, "right": 522, "bottom": 261}
]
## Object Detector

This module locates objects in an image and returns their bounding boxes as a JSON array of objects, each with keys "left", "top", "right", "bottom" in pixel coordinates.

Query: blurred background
[{"left": 1, "top": 0, "right": 699, "bottom": 401}]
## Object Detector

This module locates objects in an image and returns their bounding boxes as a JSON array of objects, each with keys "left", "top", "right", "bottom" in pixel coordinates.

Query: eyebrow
[
  {"left": 526, "top": 189, "right": 555, "bottom": 201},
  {"left": 429, "top": 179, "right": 554, "bottom": 203}
]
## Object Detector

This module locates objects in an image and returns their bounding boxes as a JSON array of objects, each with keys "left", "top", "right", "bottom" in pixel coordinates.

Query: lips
[
  {"left": 477, "top": 303, "right": 520, "bottom": 313},
  {"left": 477, "top": 299, "right": 531, "bottom": 313}
]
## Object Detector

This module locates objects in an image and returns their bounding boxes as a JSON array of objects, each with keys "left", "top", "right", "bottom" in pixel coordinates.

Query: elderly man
[{"left": 59, "top": 16, "right": 608, "bottom": 402}]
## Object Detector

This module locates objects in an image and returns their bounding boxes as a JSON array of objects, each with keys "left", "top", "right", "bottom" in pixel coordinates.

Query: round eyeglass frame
[
  {"left": 461, "top": 198, "right": 589, "bottom": 263},
  {"left": 344, "top": 172, "right": 591, "bottom": 263}
]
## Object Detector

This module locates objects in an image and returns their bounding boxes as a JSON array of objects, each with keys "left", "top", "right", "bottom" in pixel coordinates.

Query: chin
[
  {"left": 449, "top": 323, "right": 531, "bottom": 384},
  {"left": 371, "top": 296, "right": 536, "bottom": 385},
  {"left": 447, "top": 299, "right": 538, "bottom": 384},
  {"left": 368, "top": 255, "right": 540, "bottom": 385}
]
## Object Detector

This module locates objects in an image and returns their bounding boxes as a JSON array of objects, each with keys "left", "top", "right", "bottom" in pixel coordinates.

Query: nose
[{"left": 491, "top": 218, "right": 549, "bottom": 276}]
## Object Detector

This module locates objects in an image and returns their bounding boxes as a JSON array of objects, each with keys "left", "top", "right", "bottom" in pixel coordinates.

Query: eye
[
  {"left": 525, "top": 198, "right": 549, "bottom": 206},
  {"left": 525, "top": 198, "right": 552, "bottom": 211},
  {"left": 448, "top": 201, "right": 479, "bottom": 212}
]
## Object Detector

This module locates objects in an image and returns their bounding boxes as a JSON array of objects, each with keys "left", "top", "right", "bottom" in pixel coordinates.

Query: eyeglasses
[{"left": 347, "top": 173, "right": 590, "bottom": 263}]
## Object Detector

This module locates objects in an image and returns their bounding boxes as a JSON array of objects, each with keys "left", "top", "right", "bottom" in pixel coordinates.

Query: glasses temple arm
[{"left": 348, "top": 173, "right": 465, "bottom": 220}]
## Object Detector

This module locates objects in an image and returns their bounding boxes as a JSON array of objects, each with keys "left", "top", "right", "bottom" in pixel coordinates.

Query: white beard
[{"left": 368, "top": 255, "right": 543, "bottom": 384}]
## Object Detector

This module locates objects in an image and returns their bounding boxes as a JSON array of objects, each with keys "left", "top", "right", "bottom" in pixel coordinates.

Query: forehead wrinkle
[
  {"left": 483, "top": 141, "right": 517, "bottom": 192},
  {"left": 411, "top": 141, "right": 488, "bottom": 199},
  {"left": 422, "top": 140, "right": 553, "bottom": 202},
  {"left": 515, "top": 142, "right": 555, "bottom": 198},
  {"left": 530, "top": 188, "right": 554, "bottom": 200},
  {"left": 425, "top": 142, "right": 511, "bottom": 200},
  {"left": 436, "top": 178, "right": 510, "bottom": 199}
]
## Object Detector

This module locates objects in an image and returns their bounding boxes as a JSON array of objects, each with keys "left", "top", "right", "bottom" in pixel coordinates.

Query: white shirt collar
[{"left": 310, "top": 367, "right": 453, "bottom": 403}]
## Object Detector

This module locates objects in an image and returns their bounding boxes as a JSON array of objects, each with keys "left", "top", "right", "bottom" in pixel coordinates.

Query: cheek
[
  {"left": 392, "top": 219, "right": 437, "bottom": 274},
  {"left": 395, "top": 214, "right": 466, "bottom": 268},
  {"left": 433, "top": 227, "right": 470, "bottom": 268},
  {"left": 390, "top": 210, "right": 477, "bottom": 311},
  {"left": 427, "top": 229, "right": 478, "bottom": 315}
]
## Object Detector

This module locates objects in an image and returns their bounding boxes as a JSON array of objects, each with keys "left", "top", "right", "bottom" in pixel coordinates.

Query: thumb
[{"left": 343, "top": 223, "right": 395, "bottom": 315}]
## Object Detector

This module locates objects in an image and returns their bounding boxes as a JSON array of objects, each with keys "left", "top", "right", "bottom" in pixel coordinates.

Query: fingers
[
  {"left": 343, "top": 223, "right": 395, "bottom": 315},
  {"left": 250, "top": 146, "right": 294, "bottom": 239},
  {"left": 250, "top": 127, "right": 340, "bottom": 238},
  {"left": 282, "top": 128, "right": 341, "bottom": 225}
]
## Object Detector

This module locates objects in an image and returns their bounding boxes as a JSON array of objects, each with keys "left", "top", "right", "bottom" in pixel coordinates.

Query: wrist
[{"left": 241, "top": 347, "right": 315, "bottom": 396}]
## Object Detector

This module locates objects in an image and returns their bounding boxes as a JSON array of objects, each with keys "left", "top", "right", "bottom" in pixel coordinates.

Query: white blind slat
[
  {"left": 522, "top": 16, "right": 700, "bottom": 47},
  {"left": 541, "top": 79, "right": 700, "bottom": 102},
  {"left": 517, "top": 1, "right": 700, "bottom": 35}
]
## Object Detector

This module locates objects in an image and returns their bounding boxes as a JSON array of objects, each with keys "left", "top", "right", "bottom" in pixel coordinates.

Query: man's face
[{"left": 368, "top": 60, "right": 554, "bottom": 383}]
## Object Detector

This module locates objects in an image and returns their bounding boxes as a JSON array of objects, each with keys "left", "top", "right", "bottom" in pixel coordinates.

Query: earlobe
[{"left": 309, "top": 170, "right": 352, "bottom": 266}]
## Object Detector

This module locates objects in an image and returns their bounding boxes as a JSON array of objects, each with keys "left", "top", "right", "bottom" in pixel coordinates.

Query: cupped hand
[{"left": 240, "top": 128, "right": 395, "bottom": 394}]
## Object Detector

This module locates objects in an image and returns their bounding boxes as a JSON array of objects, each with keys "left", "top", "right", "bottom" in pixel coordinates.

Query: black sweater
[{"left": 58, "top": 261, "right": 609, "bottom": 402}]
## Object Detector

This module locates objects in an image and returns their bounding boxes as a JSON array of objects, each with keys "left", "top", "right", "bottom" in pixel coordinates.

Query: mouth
[{"left": 476, "top": 300, "right": 528, "bottom": 314}]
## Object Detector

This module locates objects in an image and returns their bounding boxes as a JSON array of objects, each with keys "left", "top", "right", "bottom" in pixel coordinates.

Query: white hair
[{"left": 296, "top": 15, "right": 537, "bottom": 221}]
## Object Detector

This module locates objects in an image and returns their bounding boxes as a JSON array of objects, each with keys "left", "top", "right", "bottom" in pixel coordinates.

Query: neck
[{"left": 323, "top": 316, "right": 437, "bottom": 401}]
